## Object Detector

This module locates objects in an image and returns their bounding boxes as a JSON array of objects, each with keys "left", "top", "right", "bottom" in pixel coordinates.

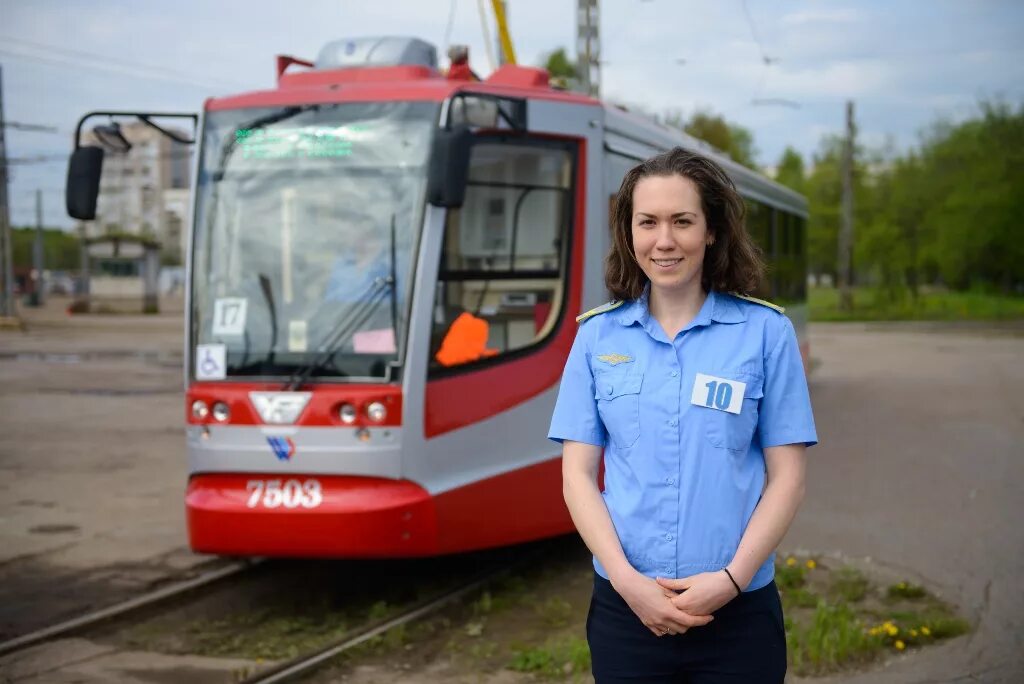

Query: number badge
[{"left": 690, "top": 373, "right": 747, "bottom": 414}]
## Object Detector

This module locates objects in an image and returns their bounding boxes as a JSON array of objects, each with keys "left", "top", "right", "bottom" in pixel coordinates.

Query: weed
[
  {"left": 788, "top": 601, "right": 876, "bottom": 675},
  {"left": 508, "top": 635, "right": 591, "bottom": 679},
  {"left": 536, "top": 597, "right": 574, "bottom": 628},
  {"left": 831, "top": 567, "right": 870, "bottom": 603},
  {"left": 775, "top": 562, "right": 807, "bottom": 590},
  {"left": 786, "top": 586, "right": 821, "bottom": 609},
  {"left": 887, "top": 581, "right": 927, "bottom": 600}
]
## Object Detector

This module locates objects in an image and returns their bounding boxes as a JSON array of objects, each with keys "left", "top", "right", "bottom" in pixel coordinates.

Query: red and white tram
[{"left": 67, "top": 37, "right": 809, "bottom": 558}]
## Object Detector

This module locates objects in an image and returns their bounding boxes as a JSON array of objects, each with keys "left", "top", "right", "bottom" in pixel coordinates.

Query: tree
[
  {"left": 774, "top": 147, "right": 805, "bottom": 194},
  {"left": 664, "top": 108, "right": 759, "bottom": 170},
  {"left": 11, "top": 228, "right": 81, "bottom": 271},
  {"left": 542, "top": 48, "right": 577, "bottom": 80}
]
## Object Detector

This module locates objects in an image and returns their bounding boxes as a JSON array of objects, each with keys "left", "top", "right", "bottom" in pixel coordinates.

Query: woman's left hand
[{"left": 656, "top": 571, "right": 738, "bottom": 616}]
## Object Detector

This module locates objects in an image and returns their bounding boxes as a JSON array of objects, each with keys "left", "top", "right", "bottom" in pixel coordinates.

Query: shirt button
[
  {"left": 670, "top": 370, "right": 679, "bottom": 378},
  {"left": 665, "top": 477, "right": 675, "bottom": 485},
  {"left": 668, "top": 418, "right": 678, "bottom": 427},
  {"left": 605, "top": 385, "right": 613, "bottom": 395},
  {"left": 665, "top": 534, "right": 673, "bottom": 541}
]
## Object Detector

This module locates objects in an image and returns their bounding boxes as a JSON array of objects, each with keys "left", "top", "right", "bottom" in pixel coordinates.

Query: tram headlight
[
  {"left": 366, "top": 401, "right": 387, "bottom": 423},
  {"left": 338, "top": 403, "right": 357, "bottom": 424},
  {"left": 191, "top": 400, "right": 209, "bottom": 420},
  {"left": 212, "top": 401, "right": 230, "bottom": 422}
]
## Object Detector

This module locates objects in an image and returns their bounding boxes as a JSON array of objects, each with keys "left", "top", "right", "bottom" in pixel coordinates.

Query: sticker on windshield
[
  {"left": 288, "top": 320, "right": 308, "bottom": 353},
  {"left": 353, "top": 328, "right": 396, "bottom": 354},
  {"left": 196, "top": 343, "right": 227, "bottom": 380},
  {"left": 212, "top": 298, "right": 248, "bottom": 336}
]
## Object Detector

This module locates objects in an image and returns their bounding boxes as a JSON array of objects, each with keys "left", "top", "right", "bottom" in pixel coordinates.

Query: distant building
[{"left": 83, "top": 122, "right": 192, "bottom": 264}]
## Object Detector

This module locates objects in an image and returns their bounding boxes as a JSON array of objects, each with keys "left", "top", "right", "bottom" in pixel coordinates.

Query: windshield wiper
[
  {"left": 283, "top": 213, "right": 402, "bottom": 390},
  {"left": 283, "top": 275, "right": 393, "bottom": 390}
]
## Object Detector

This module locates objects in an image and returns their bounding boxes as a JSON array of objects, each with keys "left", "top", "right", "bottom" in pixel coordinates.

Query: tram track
[
  {"left": 2, "top": 540, "right": 560, "bottom": 683},
  {"left": 0, "top": 558, "right": 260, "bottom": 658},
  {"left": 239, "top": 563, "right": 513, "bottom": 684}
]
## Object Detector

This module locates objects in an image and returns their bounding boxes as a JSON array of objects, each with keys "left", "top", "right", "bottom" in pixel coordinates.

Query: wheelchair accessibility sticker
[{"left": 196, "top": 343, "right": 227, "bottom": 380}]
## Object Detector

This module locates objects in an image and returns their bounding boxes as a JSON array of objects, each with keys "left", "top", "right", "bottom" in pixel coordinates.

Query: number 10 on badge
[{"left": 690, "top": 373, "right": 747, "bottom": 414}]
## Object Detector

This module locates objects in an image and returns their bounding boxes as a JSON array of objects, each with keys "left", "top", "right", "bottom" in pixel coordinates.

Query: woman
[{"left": 548, "top": 147, "right": 817, "bottom": 683}]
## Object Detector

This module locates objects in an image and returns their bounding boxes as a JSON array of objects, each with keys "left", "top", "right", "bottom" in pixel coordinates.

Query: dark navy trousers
[{"left": 587, "top": 573, "right": 787, "bottom": 683}]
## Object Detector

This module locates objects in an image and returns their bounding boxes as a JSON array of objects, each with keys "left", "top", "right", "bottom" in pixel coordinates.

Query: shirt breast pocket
[
  {"left": 701, "top": 371, "right": 763, "bottom": 453},
  {"left": 595, "top": 372, "right": 642, "bottom": 449}
]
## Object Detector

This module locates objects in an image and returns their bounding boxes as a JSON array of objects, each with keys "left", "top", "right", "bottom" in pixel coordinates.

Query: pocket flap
[
  {"left": 731, "top": 371, "right": 764, "bottom": 400},
  {"left": 595, "top": 373, "right": 643, "bottom": 400},
  {"left": 701, "top": 369, "right": 764, "bottom": 400}
]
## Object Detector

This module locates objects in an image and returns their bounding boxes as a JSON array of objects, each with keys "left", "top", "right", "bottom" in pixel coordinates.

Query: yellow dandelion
[
  {"left": 806, "top": 559, "right": 817, "bottom": 570},
  {"left": 786, "top": 557, "right": 797, "bottom": 567},
  {"left": 921, "top": 626, "right": 931, "bottom": 636},
  {"left": 909, "top": 629, "right": 918, "bottom": 638},
  {"left": 886, "top": 625, "right": 899, "bottom": 637},
  {"left": 894, "top": 640, "right": 906, "bottom": 651}
]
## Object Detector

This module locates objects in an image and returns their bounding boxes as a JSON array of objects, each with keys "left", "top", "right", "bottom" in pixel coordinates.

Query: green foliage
[
  {"left": 830, "top": 567, "right": 869, "bottom": 603},
  {"left": 787, "top": 601, "right": 876, "bottom": 675},
  {"left": 807, "top": 98, "right": 1024, "bottom": 297},
  {"left": 775, "top": 563, "right": 807, "bottom": 591},
  {"left": 542, "top": 48, "right": 577, "bottom": 80},
  {"left": 661, "top": 108, "right": 759, "bottom": 170},
  {"left": 774, "top": 146, "right": 806, "bottom": 194},
  {"left": 809, "top": 286, "right": 1024, "bottom": 321},
  {"left": 886, "top": 581, "right": 927, "bottom": 600},
  {"left": 11, "top": 227, "right": 82, "bottom": 271},
  {"left": 508, "top": 635, "right": 590, "bottom": 678}
]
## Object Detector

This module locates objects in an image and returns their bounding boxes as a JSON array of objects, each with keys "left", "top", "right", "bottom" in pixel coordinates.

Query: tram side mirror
[
  {"left": 427, "top": 125, "right": 472, "bottom": 208},
  {"left": 66, "top": 146, "right": 105, "bottom": 220}
]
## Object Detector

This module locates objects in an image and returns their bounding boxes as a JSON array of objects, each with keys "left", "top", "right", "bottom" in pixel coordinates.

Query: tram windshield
[{"left": 190, "top": 101, "right": 437, "bottom": 380}]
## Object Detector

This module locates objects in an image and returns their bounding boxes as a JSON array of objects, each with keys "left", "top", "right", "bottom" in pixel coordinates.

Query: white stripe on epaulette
[
  {"left": 732, "top": 293, "right": 785, "bottom": 314},
  {"left": 576, "top": 300, "right": 625, "bottom": 324}
]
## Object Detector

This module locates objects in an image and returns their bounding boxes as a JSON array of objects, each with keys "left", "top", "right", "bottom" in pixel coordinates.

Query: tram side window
[
  {"left": 744, "top": 199, "right": 774, "bottom": 299},
  {"left": 774, "top": 210, "right": 808, "bottom": 303},
  {"left": 429, "top": 140, "right": 573, "bottom": 373}
]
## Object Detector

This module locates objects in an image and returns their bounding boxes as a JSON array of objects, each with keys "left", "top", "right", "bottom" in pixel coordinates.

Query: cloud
[{"left": 780, "top": 8, "right": 863, "bottom": 26}]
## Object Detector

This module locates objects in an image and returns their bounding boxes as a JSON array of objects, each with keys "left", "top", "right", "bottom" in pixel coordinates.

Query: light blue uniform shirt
[{"left": 548, "top": 289, "right": 817, "bottom": 591}]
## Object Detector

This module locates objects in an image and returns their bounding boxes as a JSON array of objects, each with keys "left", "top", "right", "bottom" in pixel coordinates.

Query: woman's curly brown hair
[{"left": 605, "top": 147, "right": 765, "bottom": 301}]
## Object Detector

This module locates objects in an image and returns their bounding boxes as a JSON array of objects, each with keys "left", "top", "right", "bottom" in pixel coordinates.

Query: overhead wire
[
  {"left": 442, "top": 0, "right": 459, "bottom": 60},
  {"left": 0, "top": 36, "right": 256, "bottom": 91}
]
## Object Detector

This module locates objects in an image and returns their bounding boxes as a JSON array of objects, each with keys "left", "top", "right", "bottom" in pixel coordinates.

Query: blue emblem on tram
[{"left": 267, "top": 436, "right": 296, "bottom": 462}]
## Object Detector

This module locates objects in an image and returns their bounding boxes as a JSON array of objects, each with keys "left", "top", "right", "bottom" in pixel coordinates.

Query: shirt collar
[{"left": 614, "top": 288, "right": 746, "bottom": 328}]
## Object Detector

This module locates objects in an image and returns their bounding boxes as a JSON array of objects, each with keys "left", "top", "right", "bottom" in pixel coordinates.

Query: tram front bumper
[{"left": 185, "top": 474, "right": 439, "bottom": 558}]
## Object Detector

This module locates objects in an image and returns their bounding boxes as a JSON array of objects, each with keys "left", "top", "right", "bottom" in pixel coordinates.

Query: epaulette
[
  {"left": 731, "top": 293, "right": 785, "bottom": 314},
  {"left": 576, "top": 300, "right": 624, "bottom": 324}
]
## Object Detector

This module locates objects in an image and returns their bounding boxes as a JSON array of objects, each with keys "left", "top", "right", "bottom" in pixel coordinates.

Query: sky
[{"left": 1, "top": 0, "right": 1023, "bottom": 229}]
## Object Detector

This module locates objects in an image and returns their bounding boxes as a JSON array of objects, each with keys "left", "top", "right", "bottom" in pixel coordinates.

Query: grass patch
[
  {"left": 508, "top": 635, "right": 591, "bottom": 679},
  {"left": 887, "top": 581, "right": 927, "bottom": 600},
  {"left": 831, "top": 567, "right": 870, "bottom": 603},
  {"left": 809, "top": 286, "right": 1024, "bottom": 322},
  {"left": 787, "top": 601, "right": 877, "bottom": 674},
  {"left": 779, "top": 554, "right": 971, "bottom": 676}
]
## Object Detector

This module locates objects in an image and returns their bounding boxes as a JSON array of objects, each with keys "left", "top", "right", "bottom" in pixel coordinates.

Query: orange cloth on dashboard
[{"left": 434, "top": 312, "right": 500, "bottom": 367}]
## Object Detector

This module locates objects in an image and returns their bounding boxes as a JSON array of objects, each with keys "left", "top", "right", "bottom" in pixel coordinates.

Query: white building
[{"left": 85, "top": 122, "right": 192, "bottom": 263}]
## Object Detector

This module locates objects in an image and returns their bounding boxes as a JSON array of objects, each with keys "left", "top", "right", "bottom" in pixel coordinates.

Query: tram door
[{"left": 417, "top": 132, "right": 585, "bottom": 550}]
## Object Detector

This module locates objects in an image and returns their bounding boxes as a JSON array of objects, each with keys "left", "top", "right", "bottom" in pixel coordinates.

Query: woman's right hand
[{"left": 610, "top": 569, "right": 714, "bottom": 637}]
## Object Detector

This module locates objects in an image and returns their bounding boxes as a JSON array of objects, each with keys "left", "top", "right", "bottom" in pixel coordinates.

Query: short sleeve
[
  {"left": 548, "top": 326, "right": 607, "bottom": 447},
  {"left": 758, "top": 317, "right": 818, "bottom": 448}
]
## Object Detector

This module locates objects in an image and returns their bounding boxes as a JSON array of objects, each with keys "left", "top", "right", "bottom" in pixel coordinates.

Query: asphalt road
[{"left": 789, "top": 323, "right": 1024, "bottom": 683}]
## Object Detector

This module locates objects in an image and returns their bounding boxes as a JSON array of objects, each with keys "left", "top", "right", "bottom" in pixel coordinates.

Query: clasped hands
[{"left": 613, "top": 569, "right": 739, "bottom": 637}]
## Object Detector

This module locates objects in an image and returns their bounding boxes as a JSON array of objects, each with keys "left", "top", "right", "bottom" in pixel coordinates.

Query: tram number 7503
[{"left": 245, "top": 479, "right": 323, "bottom": 509}]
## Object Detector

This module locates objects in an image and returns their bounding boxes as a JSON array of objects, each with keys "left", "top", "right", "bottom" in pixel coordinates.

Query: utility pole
[
  {"left": 28, "top": 188, "right": 43, "bottom": 306},
  {"left": 0, "top": 65, "right": 16, "bottom": 320},
  {"left": 577, "top": 0, "right": 601, "bottom": 97},
  {"left": 837, "top": 100, "right": 855, "bottom": 312}
]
